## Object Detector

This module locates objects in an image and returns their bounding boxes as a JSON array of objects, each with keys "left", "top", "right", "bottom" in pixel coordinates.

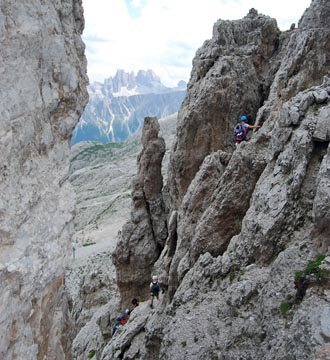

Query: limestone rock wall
[
  {"left": 257, "top": 0, "right": 330, "bottom": 123},
  {"left": 162, "top": 0, "right": 330, "bottom": 298},
  {"left": 108, "top": 80, "right": 330, "bottom": 360},
  {"left": 109, "top": 1, "right": 330, "bottom": 359},
  {"left": 0, "top": 1, "right": 88, "bottom": 359},
  {"left": 168, "top": 9, "right": 281, "bottom": 207}
]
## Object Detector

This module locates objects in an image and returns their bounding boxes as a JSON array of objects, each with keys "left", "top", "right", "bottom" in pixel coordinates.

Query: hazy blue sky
[{"left": 82, "top": 0, "right": 312, "bottom": 87}]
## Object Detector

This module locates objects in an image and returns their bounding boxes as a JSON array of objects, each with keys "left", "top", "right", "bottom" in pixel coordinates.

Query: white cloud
[
  {"left": 132, "top": 0, "right": 142, "bottom": 7},
  {"left": 82, "top": 0, "right": 312, "bottom": 87}
]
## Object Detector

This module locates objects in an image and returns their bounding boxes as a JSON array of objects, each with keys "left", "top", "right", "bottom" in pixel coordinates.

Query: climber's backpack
[
  {"left": 151, "top": 282, "right": 160, "bottom": 295},
  {"left": 234, "top": 123, "right": 248, "bottom": 143}
]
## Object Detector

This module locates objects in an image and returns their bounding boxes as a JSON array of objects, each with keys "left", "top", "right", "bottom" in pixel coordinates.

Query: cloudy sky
[{"left": 82, "top": 0, "right": 312, "bottom": 87}]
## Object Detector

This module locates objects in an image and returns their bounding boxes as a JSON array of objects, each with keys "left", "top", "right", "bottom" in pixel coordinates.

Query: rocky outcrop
[
  {"left": 113, "top": 117, "right": 167, "bottom": 306},
  {"left": 162, "top": 0, "right": 330, "bottom": 297},
  {"left": 257, "top": 0, "right": 330, "bottom": 123},
  {"left": 65, "top": 250, "right": 120, "bottom": 332},
  {"left": 168, "top": 9, "right": 282, "bottom": 207},
  {"left": 168, "top": 1, "right": 330, "bottom": 209},
  {"left": 107, "top": 79, "right": 330, "bottom": 360},
  {"left": 0, "top": 0, "right": 88, "bottom": 359},
  {"left": 109, "top": 1, "right": 330, "bottom": 359}
]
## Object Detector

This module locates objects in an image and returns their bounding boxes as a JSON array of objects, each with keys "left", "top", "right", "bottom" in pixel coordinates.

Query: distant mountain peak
[
  {"left": 72, "top": 70, "right": 186, "bottom": 145},
  {"left": 177, "top": 80, "right": 187, "bottom": 88},
  {"left": 98, "top": 69, "right": 170, "bottom": 97},
  {"left": 136, "top": 69, "right": 161, "bottom": 84}
]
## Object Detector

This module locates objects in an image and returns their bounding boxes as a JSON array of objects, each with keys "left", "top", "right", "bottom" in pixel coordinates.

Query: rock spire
[{"left": 113, "top": 117, "right": 167, "bottom": 306}]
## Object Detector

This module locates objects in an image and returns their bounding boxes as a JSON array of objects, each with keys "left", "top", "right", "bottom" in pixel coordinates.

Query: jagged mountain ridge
[
  {"left": 72, "top": 69, "right": 186, "bottom": 144},
  {"left": 100, "top": 69, "right": 183, "bottom": 97},
  {"left": 105, "top": 2, "right": 330, "bottom": 359}
]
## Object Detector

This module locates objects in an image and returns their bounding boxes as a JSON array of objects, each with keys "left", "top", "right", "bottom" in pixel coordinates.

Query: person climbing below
[
  {"left": 112, "top": 309, "right": 130, "bottom": 335},
  {"left": 234, "top": 115, "right": 260, "bottom": 145},
  {"left": 149, "top": 274, "right": 163, "bottom": 308},
  {"left": 131, "top": 298, "right": 140, "bottom": 309}
]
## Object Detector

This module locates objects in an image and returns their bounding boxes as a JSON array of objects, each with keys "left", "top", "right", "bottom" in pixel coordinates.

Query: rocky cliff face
[
  {"left": 168, "top": 8, "right": 282, "bottom": 207},
  {"left": 0, "top": 1, "right": 88, "bottom": 359},
  {"left": 109, "top": 1, "right": 330, "bottom": 359}
]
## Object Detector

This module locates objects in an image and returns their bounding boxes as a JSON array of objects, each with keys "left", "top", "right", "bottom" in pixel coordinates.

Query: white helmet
[{"left": 152, "top": 274, "right": 158, "bottom": 281}]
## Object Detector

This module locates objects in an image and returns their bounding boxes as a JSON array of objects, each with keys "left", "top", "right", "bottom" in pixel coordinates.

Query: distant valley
[{"left": 69, "top": 113, "right": 177, "bottom": 251}]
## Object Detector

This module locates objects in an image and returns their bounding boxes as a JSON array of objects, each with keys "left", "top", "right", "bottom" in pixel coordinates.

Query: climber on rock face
[
  {"left": 234, "top": 115, "right": 261, "bottom": 145},
  {"left": 112, "top": 309, "right": 130, "bottom": 335},
  {"left": 131, "top": 298, "right": 140, "bottom": 309},
  {"left": 149, "top": 274, "right": 164, "bottom": 308}
]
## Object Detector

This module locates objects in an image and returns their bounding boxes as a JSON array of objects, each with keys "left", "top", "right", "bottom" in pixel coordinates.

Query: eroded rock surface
[
  {"left": 168, "top": 9, "right": 281, "bottom": 207},
  {"left": 106, "top": 79, "right": 330, "bottom": 360},
  {"left": 0, "top": 1, "right": 88, "bottom": 358},
  {"left": 108, "top": 1, "right": 330, "bottom": 359},
  {"left": 113, "top": 117, "right": 167, "bottom": 306},
  {"left": 66, "top": 251, "right": 121, "bottom": 360}
]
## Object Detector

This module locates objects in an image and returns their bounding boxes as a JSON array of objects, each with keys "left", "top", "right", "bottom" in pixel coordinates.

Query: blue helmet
[{"left": 241, "top": 115, "right": 247, "bottom": 121}]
